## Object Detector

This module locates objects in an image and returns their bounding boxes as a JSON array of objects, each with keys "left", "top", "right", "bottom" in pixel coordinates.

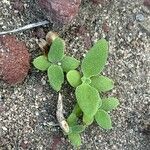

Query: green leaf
[
  {"left": 72, "top": 104, "right": 82, "bottom": 117},
  {"left": 100, "top": 97, "right": 119, "bottom": 112},
  {"left": 95, "top": 109, "right": 112, "bottom": 129},
  {"left": 83, "top": 114, "right": 94, "bottom": 126},
  {"left": 48, "top": 37, "right": 65, "bottom": 63},
  {"left": 67, "top": 113, "right": 78, "bottom": 126},
  {"left": 67, "top": 104, "right": 82, "bottom": 127},
  {"left": 68, "top": 133, "right": 81, "bottom": 147},
  {"left": 75, "top": 84, "right": 101, "bottom": 118},
  {"left": 90, "top": 75, "right": 114, "bottom": 92},
  {"left": 61, "top": 56, "right": 80, "bottom": 72},
  {"left": 81, "top": 39, "right": 109, "bottom": 78},
  {"left": 33, "top": 55, "right": 51, "bottom": 71},
  {"left": 47, "top": 64, "right": 64, "bottom": 91},
  {"left": 70, "top": 125, "right": 85, "bottom": 134},
  {"left": 67, "top": 70, "right": 82, "bottom": 88},
  {"left": 81, "top": 77, "right": 91, "bottom": 84}
]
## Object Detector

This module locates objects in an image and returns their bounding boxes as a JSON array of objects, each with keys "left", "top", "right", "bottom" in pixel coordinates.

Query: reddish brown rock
[
  {"left": 12, "top": 0, "right": 24, "bottom": 12},
  {"left": 92, "top": 0, "right": 104, "bottom": 4},
  {"left": 38, "top": 0, "right": 81, "bottom": 25},
  {"left": 102, "top": 20, "right": 110, "bottom": 33},
  {"left": 0, "top": 35, "right": 30, "bottom": 85},
  {"left": 92, "top": 0, "right": 111, "bottom": 5},
  {"left": 143, "top": 0, "right": 150, "bottom": 8}
]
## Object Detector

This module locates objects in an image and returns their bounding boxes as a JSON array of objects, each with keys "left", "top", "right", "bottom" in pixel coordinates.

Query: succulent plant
[{"left": 33, "top": 32, "right": 120, "bottom": 147}]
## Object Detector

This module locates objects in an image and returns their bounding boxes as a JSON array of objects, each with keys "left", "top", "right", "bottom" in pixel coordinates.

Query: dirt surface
[{"left": 0, "top": 0, "right": 150, "bottom": 149}]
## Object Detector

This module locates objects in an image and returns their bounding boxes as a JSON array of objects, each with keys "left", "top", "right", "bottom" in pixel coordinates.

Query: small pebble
[
  {"left": 126, "top": 21, "right": 134, "bottom": 30},
  {"left": 136, "top": 14, "right": 145, "bottom": 22},
  {"left": 41, "top": 77, "right": 46, "bottom": 85},
  {"left": 2, "top": 126, "right": 7, "bottom": 131},
  {"left": 102, "top": 20, "right": 110, "bottom": 33}
]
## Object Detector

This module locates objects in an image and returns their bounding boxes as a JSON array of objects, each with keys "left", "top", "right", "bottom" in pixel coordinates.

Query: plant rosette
[
  {"left": 33, "top": 34, "right": 120, "bottom": 147},
  {"left": 33, "top": 37, "right": 80, "bottom": 92}
]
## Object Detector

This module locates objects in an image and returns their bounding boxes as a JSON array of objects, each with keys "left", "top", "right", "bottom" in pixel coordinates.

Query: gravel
[{"left": 0, "top": 0, "right": 150, "bottom": 149}]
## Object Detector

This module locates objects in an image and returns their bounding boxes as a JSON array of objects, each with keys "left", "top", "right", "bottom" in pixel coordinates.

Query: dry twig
[
  {"left": 0, "top": 21, "right": 49, "bottom": 35},
  {"left": 56, "top": 93, "right": 69, "bottom": 133}
]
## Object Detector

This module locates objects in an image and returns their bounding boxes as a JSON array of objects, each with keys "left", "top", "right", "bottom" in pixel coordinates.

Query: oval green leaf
[
  {"left": 81, "top": 39, "right": 109, "bottom": 78},
  {"left": 67, "top": 70, "right": 82, "bottom": 88},
  {"left": 75, "top": 84, "right": 101, "bottom": 118},
  {"left": 33, "top": 55, "right": 51, "bottom": 71},
  {"left": 100, "top": 97, "right": 119, "bottom": 112},
  {"left": 67, "top": 104, "right": 82, "bottom": 126},
  {"left": 67, "top": 113, "right": 78, "bottom": 126},
  {"left": 48, "top": 37, "right": 65, "bottom": 63},
  {"left": 83, "top": 114, "right": 94, "bottom": 126},
  {"left": 47, "top": 64, "right": 64, "bottom": 91},
  {"left": 72, "top": 104, "right": 82, "bottom": 117},
  {"left": 68, "top": 133, "right": 81, "bottom": 147},
  {"left": 90, "top": 75, "right": 114, "bottom": 92},
  {"left": 95, "top": 109, "right": 112, "bottom": 129},
  {"left": 70, "top": 125, "right": 85, "bottom": 134},
  {"left": 61, "top": 56, "right": 80, "bottom": 72}
]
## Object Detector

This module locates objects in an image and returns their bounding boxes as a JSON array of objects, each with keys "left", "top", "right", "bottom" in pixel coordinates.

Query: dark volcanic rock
[
  {"left": 38, "top": 0, "right": 81, "bottom": 25},
  {"left": 0, "top": 35, "right": 30, "bottom": 85}
]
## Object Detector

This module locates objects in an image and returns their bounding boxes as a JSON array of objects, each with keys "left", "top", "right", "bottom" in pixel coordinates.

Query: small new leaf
[
  {"left": 72, "top": 104, "right": 82, "bottom": 117},
  {"left": 70, "top": 125, "right": 85, "bottom": 134},
  {"left": 81, "top": 77, "right": 91, "bottom": 84},
  {"left": 100, "top": 97, "right": 119, "bottom": 112},
  {"left": 81, "top": 39, "right": 108, "bottom": 78},
  {"left": 48, "top": 37, "right": 65, "bottom": 63},
  {"left": 68, "top": 133, "right": 81, "bottom": 147},
  {"left": 67, "top": 70, "right": 82, "bottom": 88},
  {"left": 75, "top": 84, "right": 101, "bottom": 118},
  {"left": 47, "top": 65, "right": 64, "bottom": 91},
  {"left": 95, "top": 109, "right": 112, "bottom": 129},
  {"left": 67, "top": 104, "right": 82, "bottom": 127},
  {"left": 61, "top": 56, "right": 80, "bottom": 72},
  {"left": 83, "top": 114, "right": 94, "bottom": 126},
  {"left": 33, "top": 55, "right": 51, "bottom": 71},
  {"left": 90, "top": 75, "right": 114, "bottom": 92},
  {"left": 67, "top": 113, "right": 78, "bottom": 126}
]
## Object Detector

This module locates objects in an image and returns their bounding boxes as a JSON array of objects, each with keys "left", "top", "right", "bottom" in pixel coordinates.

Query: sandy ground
[{"left": 0, "top": 0, "right": 150, "bottom": 149}]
